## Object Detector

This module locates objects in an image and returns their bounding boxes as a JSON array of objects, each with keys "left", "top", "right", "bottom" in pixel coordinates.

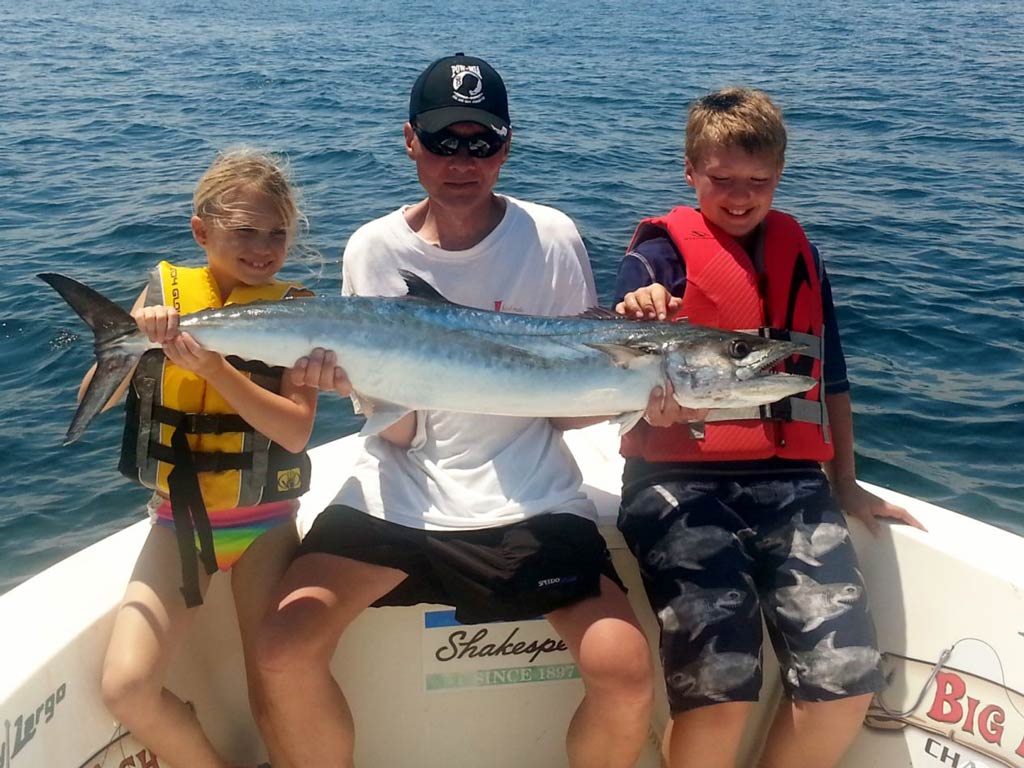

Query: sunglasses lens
[
  {"left": 434, "top": 136, "right": 461, "bottom": 156},
  {"left": 416, "top": 133, "right": 455, "bottom": 155},
  {"left": 466, "top": 136, "right": 502, "bottom": 158},
  {"left": 416, "top": 127, "right": 504, "bottom": 158}
]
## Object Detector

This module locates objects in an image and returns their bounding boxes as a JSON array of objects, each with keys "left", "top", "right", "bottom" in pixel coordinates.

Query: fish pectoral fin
[
  {"left": 584, "top": 342, "right": 649, "bottom": 368},
  {"left": 612, "top": 409, "right": 646, "bottom": 436},
  {"left": 358, "top": 398, "right": 413, "bottom": 437}
]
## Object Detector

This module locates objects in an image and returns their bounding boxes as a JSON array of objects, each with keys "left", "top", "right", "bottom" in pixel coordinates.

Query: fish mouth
[{"left": 735, "top": 340, "right": 808, "bottom": 382}]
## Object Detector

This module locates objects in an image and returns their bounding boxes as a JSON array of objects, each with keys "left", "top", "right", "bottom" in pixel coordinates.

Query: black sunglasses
[{"left": 414, "top": 125, "right": 507, "bottom": 159}]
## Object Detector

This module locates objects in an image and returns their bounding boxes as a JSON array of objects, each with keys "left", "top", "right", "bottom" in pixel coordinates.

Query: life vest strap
[
  {"left": 148, "top": 442, "right": 254, "bottom": 471},
  {"left": 166, "top": 421, "right": 220, "bottom": 607},
  {"left": 151, "top": 405, "right": 252, "bottom": 435},
  {"left": 704, "top": 396, "right": 828, "bottom": 426}
]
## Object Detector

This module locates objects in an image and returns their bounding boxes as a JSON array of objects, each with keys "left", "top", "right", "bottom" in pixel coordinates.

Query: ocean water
[{"left": 1, "top": 0, "right": 1022, "bottom": 594}]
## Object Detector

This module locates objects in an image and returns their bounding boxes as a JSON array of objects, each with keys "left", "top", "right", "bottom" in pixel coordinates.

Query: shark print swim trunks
[{"left": 617, "top": 471, "right": 885, "bottom": 713}]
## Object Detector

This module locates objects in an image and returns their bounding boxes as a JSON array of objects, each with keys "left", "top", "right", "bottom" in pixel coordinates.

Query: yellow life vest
[{"left": 119, "top": 260, "right": 312, "bottom": 510}]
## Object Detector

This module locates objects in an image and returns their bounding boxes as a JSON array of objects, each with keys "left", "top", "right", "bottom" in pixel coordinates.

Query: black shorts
[{"left": 298, "top": 506, "right": 626, "bottom": 625}]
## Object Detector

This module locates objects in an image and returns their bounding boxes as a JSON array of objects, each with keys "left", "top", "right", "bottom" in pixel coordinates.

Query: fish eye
[{"left": 728, "top": 339, "right": 752, "bottom": 359}]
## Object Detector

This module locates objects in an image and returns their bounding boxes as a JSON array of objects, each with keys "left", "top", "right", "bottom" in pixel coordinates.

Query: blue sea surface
[{"left": 1, "top": 0, "right": 1022, "bottom": 593}]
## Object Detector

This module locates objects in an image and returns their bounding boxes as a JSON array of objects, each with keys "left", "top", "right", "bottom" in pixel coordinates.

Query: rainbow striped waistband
[{"left": 153, "top": 498, "right": 297, "bottom": 529}]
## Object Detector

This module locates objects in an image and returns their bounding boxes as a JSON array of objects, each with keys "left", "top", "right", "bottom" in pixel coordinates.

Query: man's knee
[
  {"left": 577, "top": 621, "right": 654, "bottom": 700},
  {"left": 254, "top": 609, "right": 333, "bottom": 681}
]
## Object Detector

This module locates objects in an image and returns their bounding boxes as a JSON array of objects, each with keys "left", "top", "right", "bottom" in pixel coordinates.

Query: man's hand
[
  {"left": 290, "top": 347, "right": 353, "bottom": 396},
  {"left": 616, "top": 284, "right": 682, "bottom": 321}
]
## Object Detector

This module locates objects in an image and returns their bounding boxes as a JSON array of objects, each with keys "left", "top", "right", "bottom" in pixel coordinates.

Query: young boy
[{"left": 614, "top": 87, "right": 923, "bottom": 768}]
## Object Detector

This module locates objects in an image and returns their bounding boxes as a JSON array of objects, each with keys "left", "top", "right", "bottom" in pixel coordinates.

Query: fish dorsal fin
[
  {"left": 399, "top": 270, "right": 453, "bottom": 304},
  {"left": 576, "top": 306, "right": 619, "bottom": 320},
  {"left": 584, "top": 342, "right": 649, "bottom": 368}
]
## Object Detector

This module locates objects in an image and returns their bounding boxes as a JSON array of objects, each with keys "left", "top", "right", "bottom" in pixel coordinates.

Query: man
[{"left": 255, "top": 54, "right": 654, "bottom": 768}]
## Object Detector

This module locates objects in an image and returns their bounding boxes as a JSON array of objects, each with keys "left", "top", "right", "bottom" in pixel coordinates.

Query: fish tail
[{"left": 38, "top": 273, "right": 143, "bottom": 445}]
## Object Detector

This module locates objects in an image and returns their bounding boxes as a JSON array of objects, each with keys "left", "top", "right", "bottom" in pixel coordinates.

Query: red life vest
[{"left": 621, "top": 206, "right": 834, "bottom": 462}]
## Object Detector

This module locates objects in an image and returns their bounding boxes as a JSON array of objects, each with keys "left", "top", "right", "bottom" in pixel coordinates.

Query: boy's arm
[
  {"left": 613, "top": 237, "right": 687, "bottom": 320},
  {"left": 164, "top": 333, "right": 318, "bottom": 454},
  {"left": 617, "top": 283, "right": 682, "bottom": 321},
  {"left": 824, "top": 392, "right": 925, "bottom": 533}
]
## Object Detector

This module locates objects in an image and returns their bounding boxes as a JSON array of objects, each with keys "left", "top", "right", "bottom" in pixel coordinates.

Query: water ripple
[{"left": 2, "top": 0, "right": 1023, "bottom": 592}]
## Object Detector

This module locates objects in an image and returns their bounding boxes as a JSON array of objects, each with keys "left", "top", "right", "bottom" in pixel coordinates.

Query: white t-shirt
[{"left": 332, "top": 195, "right": 599, "bottom": 530}]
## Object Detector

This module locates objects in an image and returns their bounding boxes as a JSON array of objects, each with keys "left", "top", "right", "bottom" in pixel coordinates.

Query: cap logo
[{"left": 450, "top": 64, "right": 484, "bottom": 104}]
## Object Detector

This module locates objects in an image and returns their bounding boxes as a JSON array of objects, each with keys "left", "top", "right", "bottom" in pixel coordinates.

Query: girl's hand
[
  {"left": 133, "top": 304, "right": 180, "bottom": 343},
  {"left": 161, "top": 332, "right": 226, "bottom": 379},
  {"left": 616, "top": 284, "right": 682, "bottom": 321},
  {"left": 290, "top": 347, "right": 353, "bottom": 397}
]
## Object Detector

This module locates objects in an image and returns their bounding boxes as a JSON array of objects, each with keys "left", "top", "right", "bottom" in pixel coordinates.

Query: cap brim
[{"left": 414, "top": 106, "right": 510, "bottom": 136}]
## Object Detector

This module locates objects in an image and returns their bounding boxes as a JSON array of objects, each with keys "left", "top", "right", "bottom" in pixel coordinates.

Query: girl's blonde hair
[
  {"left": 193, "top": 147, "right": 306, "bottom": 238},
  {"left": 685, "top": 87, "right": 787, "bottom": 169}
]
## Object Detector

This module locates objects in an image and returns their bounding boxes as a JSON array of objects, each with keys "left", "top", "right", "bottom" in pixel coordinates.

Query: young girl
[{"left": 81, "top": 148, "right": 318, "bottom": 768}]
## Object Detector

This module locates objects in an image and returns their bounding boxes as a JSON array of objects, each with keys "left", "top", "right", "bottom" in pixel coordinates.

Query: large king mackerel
[{"left": 40, "top": 271, "right": 817, "bottom": 444}]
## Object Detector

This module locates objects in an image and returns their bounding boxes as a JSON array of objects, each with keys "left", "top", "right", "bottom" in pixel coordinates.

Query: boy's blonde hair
[
  {"left": 193, "top": 147, "right": 305, "bottom": 238},
  {"left": 685, "top": 87, "right": 787, "bottom": 169}
]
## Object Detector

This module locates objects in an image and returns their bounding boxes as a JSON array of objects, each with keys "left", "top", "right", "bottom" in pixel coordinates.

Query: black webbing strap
[
  {"left": 167, "top": 421, "right": 219, "bottom": 607},
  {"left": 152, "top": 404, "right": 251, "bottom": 434},
  {"left": 148, "top": 442, "right": 253, "bottom": 471}
]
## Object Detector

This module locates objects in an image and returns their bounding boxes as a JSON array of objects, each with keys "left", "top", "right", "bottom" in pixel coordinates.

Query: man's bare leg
[{"left": 546, "top": 576, "right": 655, "bottom": 768}]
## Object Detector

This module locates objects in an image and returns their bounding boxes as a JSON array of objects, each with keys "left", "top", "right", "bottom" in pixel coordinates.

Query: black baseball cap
[{"left": 409, "top": 53, "right": 510, "bottom": 137}]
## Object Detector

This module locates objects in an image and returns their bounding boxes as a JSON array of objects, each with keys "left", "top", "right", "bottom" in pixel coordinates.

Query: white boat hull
[{"left": 2, "top": 424, "right": 1022, "bottom": 768}]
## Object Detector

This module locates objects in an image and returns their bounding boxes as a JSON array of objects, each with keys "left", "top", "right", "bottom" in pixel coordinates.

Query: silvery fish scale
[{"left": 179, "top": 293, "right": 808, "bottom": 419}]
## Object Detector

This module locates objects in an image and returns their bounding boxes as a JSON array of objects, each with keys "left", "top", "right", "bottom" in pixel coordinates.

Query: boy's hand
[
  {"left": 834, "top": 480, "right": 926, "bottom": 536},
  {"left": 644, "top": 383, "right": 708, "bottom": 427},
  {"left": 133, "top": 304, "right": 180, "bottom": 343},
  {"left": 161, "top": 332, "right": 226, "bottom": 379},
  {"left": 291, "top": 347, "right": 353, "bottom": 396},
  {"left": 616, "top": 284, "right": 682, "bottom": 321}
]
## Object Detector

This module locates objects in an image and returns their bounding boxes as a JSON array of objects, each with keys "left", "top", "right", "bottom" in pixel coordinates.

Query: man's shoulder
[{"left": 503, "top": 196, "right": 580, "bottom": 235}]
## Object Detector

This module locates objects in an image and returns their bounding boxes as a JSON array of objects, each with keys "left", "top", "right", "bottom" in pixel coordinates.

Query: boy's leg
[
  {"left": 229, "top": 520, "right": 300, "bottom": 767},
  {"left": 665, "top": 702, "right": 753, "bottom": 768},
  {"left": 757, "top": 694, "right": 872, "bottom": 768},
  {"left": 254, "top": 551, "right": 406, "bottom": 768},
  {"left": 545, "top": 575, "right": 654, "bottom": 768},
  {"left": 755, "top": 475, "right": 884, "bottom": 768},
  {"left": 100, "top": 524, "right": 226, "bottom": 768},
  {"left": 617, "top": 480, "right": 764, "bottom": 768}
]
